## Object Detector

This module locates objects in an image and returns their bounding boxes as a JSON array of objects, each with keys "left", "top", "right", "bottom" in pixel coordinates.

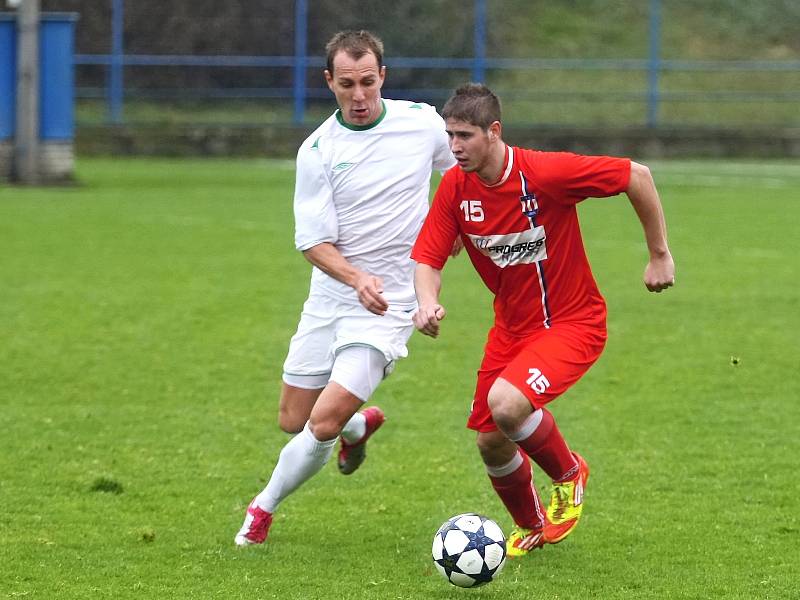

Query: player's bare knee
[
  {"left": 279, "top": 379, "right": 324, "bottom": 433},
  {"left": 277, "top": 398, "right": 311, "bottom": 433},
  {"left": 277, "top": 411, "right": 305, "bottom": 434},
  {"left": 488, "top": 379, "right": 531, "bottom": 434},
  {"left": 487, "top": 393, "right": 516, "bottom": 432},
  {"left": 307, "top": 417, "right": 343, "bottom": 442}
]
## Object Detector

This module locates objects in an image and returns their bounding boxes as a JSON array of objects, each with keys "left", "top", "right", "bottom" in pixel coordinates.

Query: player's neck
[{"left": 476, "top": 143, "right": 509, "bottom": 185}]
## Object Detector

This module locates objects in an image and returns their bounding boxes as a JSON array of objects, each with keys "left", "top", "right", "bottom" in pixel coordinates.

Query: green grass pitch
[{"left": 1, "top": 158, "right": 798, "bottom": 598}]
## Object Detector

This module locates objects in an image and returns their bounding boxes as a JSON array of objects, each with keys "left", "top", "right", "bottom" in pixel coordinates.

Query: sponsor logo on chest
[{"left": 466, "top": 227, "right": 547, "bottom": 268}]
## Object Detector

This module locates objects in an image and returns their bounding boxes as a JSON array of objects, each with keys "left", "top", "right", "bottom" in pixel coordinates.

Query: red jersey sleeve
[
  {"left": 533, "top": 152, "right": 631, "bottom": 205},
  {"left": 411, "top": 171, "right": 460, "bottom": 270}
]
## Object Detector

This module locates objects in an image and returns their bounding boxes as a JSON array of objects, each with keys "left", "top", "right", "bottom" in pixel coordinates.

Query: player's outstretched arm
[
  {"left": 413, "top": 263, "right": 446, "bottom": 338},
  {"left": 302, "top": 242, "right": 389, "bottom": 315},
  {"left": 626, "top": 161, "right": 676, "bottom": 293}
]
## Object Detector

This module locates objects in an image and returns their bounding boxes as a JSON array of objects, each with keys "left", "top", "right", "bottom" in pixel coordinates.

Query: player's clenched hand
[
  {"left": 644, "top": 253, "right": 675, "bottom": 293},
  {"left": 354, "top": 273, "right": 389, "bottom": 315},
  {"left": 413, "top": 303, "right": 446, "bottom": 338},
  {"left": 450, "top": 237, "right": 464, "bottom": 257}
]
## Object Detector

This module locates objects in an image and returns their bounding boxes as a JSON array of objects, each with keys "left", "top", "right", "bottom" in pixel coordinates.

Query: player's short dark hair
[
  {"left": 442, "top": 83, "right": 502, "bottom": 130},
  {"left": 325, "top": 30, "right": 384, "bottom": 74}
]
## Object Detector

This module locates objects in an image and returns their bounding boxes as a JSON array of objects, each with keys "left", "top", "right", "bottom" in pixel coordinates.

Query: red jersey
[{"left": 411, "top": 146, "right": 631, "bottom": 335}]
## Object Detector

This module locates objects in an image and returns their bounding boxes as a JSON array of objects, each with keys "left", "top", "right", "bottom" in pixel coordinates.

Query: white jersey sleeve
[
  {"left": 293, "top": 136, "right": 338, "bottom": 251},
  {"left": 424, "top": 104, "right": 457, "bottom": 173}
]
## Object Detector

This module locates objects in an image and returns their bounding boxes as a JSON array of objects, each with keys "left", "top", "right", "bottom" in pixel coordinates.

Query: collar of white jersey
[
  {"left": 335, "top": 100, "right": 387, "bottom": 131},
  {"left": 481, "top": 145, "right": 514, "bottom": 188}
]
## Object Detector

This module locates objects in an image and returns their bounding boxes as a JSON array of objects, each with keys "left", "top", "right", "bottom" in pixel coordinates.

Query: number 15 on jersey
[{"left": 460, "top": 200, "right": 484, "bottom": 222}]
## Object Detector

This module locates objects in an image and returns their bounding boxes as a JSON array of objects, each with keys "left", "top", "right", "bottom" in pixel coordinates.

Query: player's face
[
  {"left": 445, "top": 118, "right": 495, "bottom": 175},
  {"left": 325, "top": 51, "right": 386, "bottom": 126}
]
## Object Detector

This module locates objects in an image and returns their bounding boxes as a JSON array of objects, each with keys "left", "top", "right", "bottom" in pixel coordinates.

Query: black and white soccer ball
[{"left": 431, "top": 513, "right": 507, "bottom": 588}]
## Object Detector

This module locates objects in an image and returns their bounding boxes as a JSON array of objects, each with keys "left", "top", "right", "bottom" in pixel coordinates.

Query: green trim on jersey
[{"left": 335, "top": 100, "right": 387, "bottom": 131}]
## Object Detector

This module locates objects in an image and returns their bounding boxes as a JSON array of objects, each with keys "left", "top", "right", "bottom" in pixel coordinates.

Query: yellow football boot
[{"left": 544, "top": 452, "right": 589, "bottom": 544}]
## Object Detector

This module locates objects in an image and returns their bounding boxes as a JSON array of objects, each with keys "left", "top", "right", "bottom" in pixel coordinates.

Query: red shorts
[{"left": 467, "top": 323, "right": 607, "bottom": 432}]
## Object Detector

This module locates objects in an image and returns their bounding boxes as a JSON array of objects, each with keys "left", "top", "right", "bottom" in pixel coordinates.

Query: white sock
[
  {"left": 340, "top": 411, "right": 366, "bottom": 444},
  {"left": 253, "top": 422, "right": 337, "bottom": 513},
  {"left": 508, "top": 409, "right": 544, "bottom": 442}
]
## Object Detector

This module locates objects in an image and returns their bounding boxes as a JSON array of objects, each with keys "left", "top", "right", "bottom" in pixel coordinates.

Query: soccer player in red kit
[{"left": 411, "top": 83, "right": 675, "bottom": 557}]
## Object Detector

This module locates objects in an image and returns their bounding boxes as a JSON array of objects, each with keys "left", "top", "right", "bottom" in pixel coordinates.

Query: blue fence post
[
  {"left": 472, "top": 0, "right": 486, "bottom": 83},
  {"left": 40, "top": 13, "right": 77, "bottom": 140},
  {"left": 293, "top": 0, "right": 307, "bottom": 125},
  {"left": 0, "top": 15, "right": 15, "bottom": 142},
  {"left": 647, "top": 0, "right": 661, "bottom": 128},
  {"left": 109, "top": 0, "right": 123, "bottom": 124}
]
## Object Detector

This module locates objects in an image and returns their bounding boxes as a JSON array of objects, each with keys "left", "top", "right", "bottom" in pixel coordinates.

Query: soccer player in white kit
[{"left": 234, "top": 30, "right": 455, "bottom": 546}]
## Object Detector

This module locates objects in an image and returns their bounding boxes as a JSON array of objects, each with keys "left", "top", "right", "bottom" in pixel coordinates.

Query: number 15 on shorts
[{"left": 527, "top": 368, "right": 551, "bottom": 394}]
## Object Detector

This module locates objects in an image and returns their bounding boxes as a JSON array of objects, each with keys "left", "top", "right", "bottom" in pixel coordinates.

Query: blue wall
[
  {"left": 0, "top": 13, "right": 77, "bottom": 141},
  {"left": 0, "top": 16, "right": 15, "bottom": 139}
]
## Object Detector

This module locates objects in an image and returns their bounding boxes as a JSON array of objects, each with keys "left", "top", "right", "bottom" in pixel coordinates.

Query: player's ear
[
  {"left": 324, "top": 69, "right": 334, "bottom": 89},
  {"left": 489, "top": 121, "right": 502, "bottom": 142}
]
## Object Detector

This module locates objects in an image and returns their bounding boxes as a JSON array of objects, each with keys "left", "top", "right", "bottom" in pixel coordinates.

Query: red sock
[
  {"left": 514, "top": 408, "right": 577, "bottom": 481},
  {"left": 488, "top": 452, "right": 545, "bottom": 530}
]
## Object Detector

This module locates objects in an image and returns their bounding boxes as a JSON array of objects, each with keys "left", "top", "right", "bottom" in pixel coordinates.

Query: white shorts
[
  {"left": 284, "top": 345, "right": 389, "bottom": 402},
  {"left": 282, "top": 291, "right": 415, "bottom": 379}
]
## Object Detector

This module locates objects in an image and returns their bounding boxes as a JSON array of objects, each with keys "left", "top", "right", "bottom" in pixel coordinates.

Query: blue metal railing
[
  {"left": 472, "top": 0, "right": 486, "bottom": 83},
  {"left": 109, "top": 0, "right": 123, "bottom": 124},
  {"left": 647, "top": 0, "right": 661, "bottom": 128},
  {"left": 292, "top": 0, "right": 307, "bottom": 124},
  {"left": 75, "top": 0, "right": 800, "bottom": 127}
]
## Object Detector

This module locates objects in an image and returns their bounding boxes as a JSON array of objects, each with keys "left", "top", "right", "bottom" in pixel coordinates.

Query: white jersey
[{"left": 293, "top": 98, "right": 455, "bottom": 310}]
